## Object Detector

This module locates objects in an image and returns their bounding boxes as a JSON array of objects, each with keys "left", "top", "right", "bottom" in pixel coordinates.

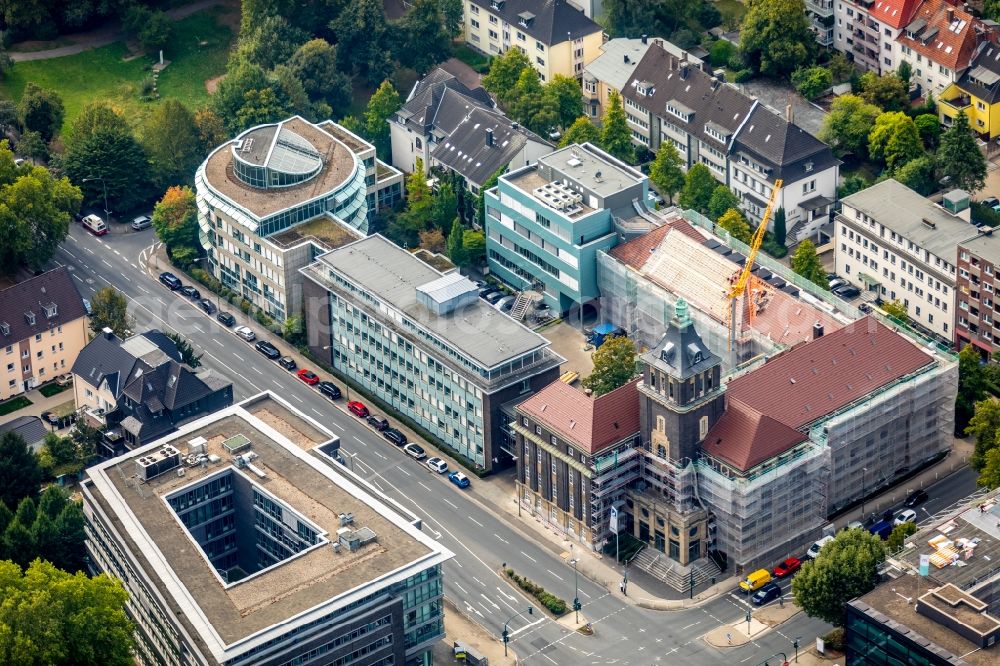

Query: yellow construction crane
[{"left": 728, "top": 179, "right": 782, "bottom": 348}]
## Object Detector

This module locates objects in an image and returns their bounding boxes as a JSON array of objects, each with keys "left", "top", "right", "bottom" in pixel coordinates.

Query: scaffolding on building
[{"left": 589, "top": 446, "right": 642, "bottom": 547}]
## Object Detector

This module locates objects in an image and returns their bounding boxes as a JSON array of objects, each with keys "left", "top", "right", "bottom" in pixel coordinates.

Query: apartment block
[
  {"left": 0, "top": 266, "right": 88, "bottom": 400},
  {"left": 196, "top": 116, "right": 402, "bottom": 322},
  {"left": 462, "top": 0, "right": 604, "bottom": 82},
  {"left": 835, "top": 179, "right": 975, "bottom": 342},
  {"left": 834, "top": 0, "right": 918, "bottom": 75},
  {"left": 484, "top": 142, "right": 649, "bottom": 314},
  {"left": 806, "top": 0, "right": 836, "bottom": 48},
  {"left": 894, "top": 0, "right": 987, "bottom": 97},
  {"left": 955, "top": 229, "right": 1000, "bottom": 356},
  {"left": 301, "top": 235, "right": 562, "bottom": 471},
  {"left": 82, "top": 392, "right": 452, "bottom": 666}
]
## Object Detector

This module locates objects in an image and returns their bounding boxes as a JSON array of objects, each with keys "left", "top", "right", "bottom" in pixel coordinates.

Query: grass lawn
[
  {"left": 38, "top": 382, "right": 69, "bottom": 398},
  {"left": 0, "top": 395, "right": 31, "bottom": 417},
  {"left": 0, "top": 7, "right": 233, "bottom": 136},
  {"left": 452, "top": 43, "right": 491, "bottom": 74},
  {"left": 715, "top": 0, "right": 747, "bottom": 23}
]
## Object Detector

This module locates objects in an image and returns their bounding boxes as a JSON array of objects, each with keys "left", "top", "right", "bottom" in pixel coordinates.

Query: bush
[
  {"left": 504, "top": 568, "right": 567, "bottom": 616},
  {"left": 710, "top": 40, "right": 735, "bottom": 68},
  {"left": 239, "top": 299, "right": 252, "bottom": 314},
  {"left": 972, "top": 201, "right": 1000, "bottom": 228},
  {"left": 791, "top": 66, "right": 833, "bottom": 101},
  {"left": 733, "top": 68, "right": 754, "bottom": 83},
  {"left": 822, "top": 628, "right": 845, "bottom": 652}
]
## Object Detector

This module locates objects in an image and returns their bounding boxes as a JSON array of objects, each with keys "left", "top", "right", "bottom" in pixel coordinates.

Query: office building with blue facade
[
  {"left": 196, "top": 116, "right": 402, "bottom": 322},
  {"left": 301, "top": 235, "right": 563, "bottom": 471},
  {"left": 82, "top": 392, "right": 451, "bottom": 666},
  {"left": 484, "top": 142, "right": 650, "bottom": 315}
]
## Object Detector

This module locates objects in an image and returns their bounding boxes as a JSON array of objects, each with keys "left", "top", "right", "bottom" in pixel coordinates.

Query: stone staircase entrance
[{"left": 631, "top": 547, "right": 722, "bottom": 593}]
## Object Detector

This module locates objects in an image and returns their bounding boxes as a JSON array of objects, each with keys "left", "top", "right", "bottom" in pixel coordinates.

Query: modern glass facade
[{"left": 846, "top": 602, "right": 958, "bottom": 666}]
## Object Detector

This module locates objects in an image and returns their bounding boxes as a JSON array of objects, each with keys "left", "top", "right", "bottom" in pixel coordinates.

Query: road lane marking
[
  {"left": 328, "top": 422, "right": 342, "bottom": 431},
  {"left": 73, "top": 274, "right": 83, "bottom": 282},
  {"left": 85, "top": 247, "right": 95, "bottom": 254},
  {"left": 454, "top": 582, "right": 468, "bottom": 595},
  {"left": 473, "top": 577, "right": 486, "bottom": 587},
  {"left": 312, "top": 408, "right": 323, "bottom": 417},
  {"left": 352, "top": 436, "right": 366, "bottom": 445},
  {"left": 213, "top": 339, "right": 223, "bottom": 346},
  {"left": 508, "top": 617, "right": 545, "bottom": 638},
  {"left": 468, "top": 516, "right": 484, "bottom": 527},
  {"left": 372, "top": 451, "right": 387, "bottom": 460},
  {"left": 63, "top": 249, "right": 76, "bottom": 259},
  {"left": 442, "top": 498, "right": 458, "bottom": 509},
  {"left": 130, "top": 263, "right": 138, "bottom": 269},
  {"left": 290, "top": 394, "right": 303, "bottom": 403},
  {"left": 494, "top": 534, "right": 509, "bottom": 544},
  {"left": 680, "top": 621, "right": 700, "bottom": 630},
  {"left": 418, "top": 481, "right": 432, "bottom": 492},
  {"left": 113, "top": 249, "right": 121, "bottom": 256},
  {"left": 520, "top": 551, "right": 537, "bottom": 563},
  {"left": 137, "top": 285, "right": 148, "bottom": 294},
  {"left": 546, "top": 569, "right": 563, "bottom": 581},
  {"left": 396, "top": 466, "right": 411, "bottom": 476},
  {"left": 120, "top": 272, "right": 128, "bottom": 281},
  {"left": 102, "top": 259, "right": 112, "bottom": 268},
  {"left": 232, "top": 353, "right": 244, "bottom": 362},
  {"left": 252, "top": 367, "right": 263, "bottom": 375},
  {"left": 579, "top": 590, "right": 591, "bottom": 599}
]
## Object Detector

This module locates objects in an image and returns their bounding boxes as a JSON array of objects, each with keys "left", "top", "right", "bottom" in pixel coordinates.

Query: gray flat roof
[
  {"left": 311, "top": 235, "right": 552, "bottom": 370},
  {"left": 842, "top": 179, "right": 978, "bottom": 259},
  {"left": 960, "top": 231, "right": 1000, "bottom": 266},
  {"left": 512, "top": 143, "right": 645, "bottom": 200},
  {"left": 85, "top": 394, "right": 450, "bottom": 659}
]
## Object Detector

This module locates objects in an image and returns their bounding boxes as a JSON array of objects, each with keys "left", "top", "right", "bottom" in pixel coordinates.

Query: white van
[
  {"left": 82, "top": 214, "right": 108, "bottom": 236},
  {"left": 806, "top": 535, "right": 835, "bottom": 559}
]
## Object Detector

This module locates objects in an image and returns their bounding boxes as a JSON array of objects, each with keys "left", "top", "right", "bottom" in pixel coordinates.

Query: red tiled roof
[
  {"left": 726, "top": 316, "right": 934, "bottom": 431},
  {"left": 608, "top": 217, "right": 704, "bottom": 269},
  {"left": 702, "top": 399, "right": 808, "bottom": 472},
  {"left": 516, "top": 378, "right": 641, "bottom": 454},
  {"left": 896, "top": 0, "right": 983, "bottom": 71},
  {"left": 870, "top": 0, "right": 921, "bottom": 30}
]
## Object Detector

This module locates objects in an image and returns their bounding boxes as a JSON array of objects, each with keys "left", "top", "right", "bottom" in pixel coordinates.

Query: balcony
[
  {"left": 940, "top": 95, "right": 972, "bottom": 112},
  {"left": 806, "top": 0, "right": 833, "bottom": 15}
]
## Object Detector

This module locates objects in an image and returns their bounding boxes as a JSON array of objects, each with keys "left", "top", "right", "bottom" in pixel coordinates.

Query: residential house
[
  {"left": 835, "top": 179, "right": 975, "bottom": 342},
  {"left": 72, "top": 328, "right": 233, "bottom": 454},
  {"left": 939, "top": 37, "right": 1000, "bottom": 139},
  {"left": 462, "top": 0, "right": 604, "bottom": 82},
  {"left": 0, "top": 416, "right": 48, "bottom": 452},
  {"left": 895, "top": 0, "right": 990, "bottom": 97},
  {"left": 620, "top": 43, "right": 840, "bottom": 244},
  {"left": 484, "top": 142, "right": 651, "bottom": 314},
  {"left": 955, "top": 229, "right": 1000, "bottom": 356},
  {"left": 514, "top": 379, "right": 642, "bottom": 548},
  {"left": 196, "top": 116, "right": 393, "bottom": 322},
  {"left": 0, "top": 266, "right": 88, "bottom": 401},
  {"left": 834, "top": 0, "right": 920, "bottom": 75},
  {"left": 806, "top": 0, "right": 836, "bottom": 48},
  {"left": 300, "top": 235, "right": 563, "bottom": 472}
]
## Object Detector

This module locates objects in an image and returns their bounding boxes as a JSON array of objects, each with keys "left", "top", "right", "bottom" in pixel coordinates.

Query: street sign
[{"left": 610, "top": 505, "right": 619, "bottom": 534}]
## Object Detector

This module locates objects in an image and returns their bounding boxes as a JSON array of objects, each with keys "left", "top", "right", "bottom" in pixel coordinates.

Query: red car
[
  {"left": 773, "top": 557, "right": 801, "bottom": 578},
  {"left": 348, "top": 401, "right": 369, "bottom": 418},
  {"left": 297, "top": 369, "right": 320, "bottom": 385}
]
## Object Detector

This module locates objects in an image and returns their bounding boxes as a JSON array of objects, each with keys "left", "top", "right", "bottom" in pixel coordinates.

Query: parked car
[
  {"left": 404, "top": 443, "right": 426, "bottom": 460},
  {"left": 773, "top": 557, "right": 801, "bottom": 578},
  {"left": 318, "top": 381, "right": 341, "bottom": 400},
  {"left": 833, "top": 285, "right": 861, "bottom": 299},
  {"left": 217, "top": 311, "right": 236, "bottom": 327},
  {"left": 484, "top": 291, "right": 506, "bottom": 305},
  {"left": 827, "top": 277, "right": 848, "bottom": 290},
  {"left": 55, "top": 374, "right": 73, "bottom": 387},
  {"left": 159, "top": 272, "right": 182, "bottom": 290},
  {"left": 846, "top": 520, "right": 865, "bottom": 531},
  {"left": 448, "top": 471, "right": 471, "bottom": 488},
  {"left": 983, "top": 196, "right": 1000, "bottom": 209},
  {"left": 82, "top": 214, "right": 108, "bottom": 236},
  {"left": 348, "top": 401, "right": 369, "bottom": 418},
  {"left": 739, "top": 569, "right": 772, "bottom": 592},
  {"left": 367, "top": 415, "right": 390, "bottom": 431},
  {"left": 383, "top": 428, "right": 407, "bottom": 446},
  {"left": 426, "top": 457, "right": 448, "bottom": 474},
  {"left": 199, "top": 299, "right": 216, "bottom": 315},
  {"left": 130, "top": 215, "right": 152, "bottom": 231},
  {"left": 234, "top": 325, "right": 255, "bottom": 341},
  {"left": 479, "top": 287, "right": 499, "bottom": 301},
  {"left": 180, "top": 285, "right": 201, "bottom": 300},
  {"left": 40, "top": 411, "right": 61, "bottom": 427},
  {"left": 805, "top": 535, "right": 835, "bottom": 559},
  {"left": 894, "top": 509, "right": 918, "bottom": 525},
  {"left": 297, "top": 369, "right": 320, "bottom": 385},
  {"left": 904, "top": 489, "right": 929, "bottom": 508},
  {"left": 255, "top": 340, "right": 280, "bottom": 360},
  {"left": 277, "top": 356, "right": 297, "bottom": 371},
  {"left": 82, "top": 299, "right": 92, "bottom": 316},
  {"left": 494, "top": 295, "right": 515, "bottom": 311},
  {"left": 752, "top": 582, "right": 783, "bottom": 606}
]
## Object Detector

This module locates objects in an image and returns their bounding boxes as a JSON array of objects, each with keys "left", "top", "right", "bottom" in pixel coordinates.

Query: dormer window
[
  {"left": 805, "top": 161, "right": 814, "bottom": 173},
  {"left": 517, "top": 11, "right": 534, "bottom": 27},
  {"left": 491, "top": 0, "right": 504, "bottom": 10},
  {"left": 665, "top": 100, "right": 692, "bottom": 123},
  {"left": 0, "top": 323, "right": 7, "bottom": 336},
  {"left": 24, "top": 311, "right": 35, "bottom": 326},
  {"left": 43, "top": 303, "right": 57, "bottom": 318}
]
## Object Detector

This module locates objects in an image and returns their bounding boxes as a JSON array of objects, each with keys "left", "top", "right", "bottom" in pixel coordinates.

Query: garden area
[
  {"left": 0, "top": 6, "right": 234, "bottom": 137},
  {"left": 0, "top": 396, "right": 32, "bottom": 417}
]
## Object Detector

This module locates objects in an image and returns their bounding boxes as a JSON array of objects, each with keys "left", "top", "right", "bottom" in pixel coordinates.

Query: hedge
[{"left": 505, "top": 568, "right": 567, "bottom": 616}]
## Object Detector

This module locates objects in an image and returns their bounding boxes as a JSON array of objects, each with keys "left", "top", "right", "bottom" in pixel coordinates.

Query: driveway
[{"left": 736, "top": 78, "right": 828, "bottom": 137}]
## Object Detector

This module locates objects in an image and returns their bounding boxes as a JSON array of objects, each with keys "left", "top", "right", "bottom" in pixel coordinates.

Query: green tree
[
  {"left": 880, "top": 298, "right": 908, "bottom": 320},
  {"left": 88, "top": 287, "right": 133, "bottom": 339},
  {"left": 839, "top": 173, "right": 870, "bottom": 198},
  {"left": 234, "top": 14, "right": 309, "bottom": 71},
  {"left": 432, "top": 181, "right": 458, "bottom": 228},
  {"left": 0, "top": 559, "right": 135, "bottom": 666},
  {"left": 288, "top": 38, "right": 352, "bottom": 117},
  {"left": 546, "top": 75, "right": 584, "bottom": 130},
  {"left": 390, "top": 158, "right": 435, "bottom": 246},
  {"left": 212, "top": 61, "right": 292, "bottom": 134},
  {"left": 868, "top": 112, "right": 923, "bottom": 171},
  {"left": 791, "top": 239, "right": 828, "bottom": 289},
  {"left": 773, "top": 207, "right": 786, "bottom": 246},
  {"left": 396, "top": 0, "right": 454, "bottom": 74},
  {"left": 446, "top": 216, "right": 467, "bottom": 267},
  {"left": 166, "top": 332, "right": 202, "bottom": 368},
  {"left": 510, "top": 68, "right": 558, "bottom": 134},
  {"left": 859, "top": 72, "right": 909, "bottom": 112},
  {"left": 914, "top": 114, "right": 941, "bottom": 149},
  {"left": 709, "top": 40, "right": 734, "bottom": 68},
  {"left": 463, "top": 229, "right": 486, "bottom": 266},
  {"left": 194, "top": 108, "right": 228, "bottom": 156},
  {"left": 17, "top": 83, "right": 64, "bottom": 142},
  {"left": 0, "top": 144, "right": 80, "bottom": 274},
  {"left": 893, "top": 156, "right": 936, "bottom": 196},
  {"left": 967, "top": 397, "right": 1000, "bottom": 471},
  {"left": 64, "top": 101, "right": 129, "bottom": 152},
  {"left": 152, "top": 186, "right": 200, "bottom": 260},
  {"left": 897, "top": 61, "right": 913, "bottom": 88},
  {"left": 600, "top": 90, "right": 634, "bottom": 162},
  {"left": 329, "top": 0, "right": 392, "bottom": 86},
  {"left": 792, "top": 528, "right": 886, "bottom": 626},
  {"left": 717, "top": 208, "right": 752, "bottom": 244},
  {"left": 740, "top": 0, "right": 814, "bottom": 79},
  {"left": 482, "top": 47, "right": 533, "bottom": 108},
  {"left": 17, "top": 130, "right": 47, "bottom": 164},
  {"left": 583, "top": 335, "right": 637, "bottom": 396},
  {"left": 143, "top": 100, "right": 200, "bottom": 190},
  {"left": 827, "top": 52, "right": 854, "bottom": 83},
  {"left": 886, "top": 522, "right": 918, "bottom": 552},
  {"left": 707, "top": 185, "right": 741, "bottom": 220},
  {"left": 938, "top": 110, "right": 987, "bottom": 193},
  {"left": 678, "top": 163, "right": 717, "bottom": 213},
  {"left": 820, "top": 95, "right": 881, "bottom": 157},
  {"left": 649, "top": 142, "right": 685, "bottom": 205},
  {"left": 957, "top": 344, "right": 996, "bottom": 435},
  {"left": 978, "top": 445, "right": 1000, "bottom": 489},
  {"left": 791, "top": 66, "right": 833, "bottom": 100},
  {"left": 363, "top": 80, "right": 403, "bottom": 162},
  {"left": 558, "top": 116, "right": 602, "bottom": 148},
  {"left": 0, "top": 432, "right": 42, "bottom": 510}
]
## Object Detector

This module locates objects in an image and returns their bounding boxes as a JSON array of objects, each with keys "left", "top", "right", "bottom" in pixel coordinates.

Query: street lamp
[
  {"left": 861, "top": 466, "right": 868, "bottom": 521},
  {"left": 793, "top": 636, "right": 801, "bottom": 663},
  {"left": 569, "top": 555, "right": 581, "bottom": 623},
  {"left": 502, "top": 607, "right": 533, "bottom": 657},
  {"left": 82, "top": 176, "right": 110, "bottom": 225}
]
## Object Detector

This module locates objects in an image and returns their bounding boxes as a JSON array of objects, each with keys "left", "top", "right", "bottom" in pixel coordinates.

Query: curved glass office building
[{"left": 195, "top": 116, "right": 393, "bottom": 322}]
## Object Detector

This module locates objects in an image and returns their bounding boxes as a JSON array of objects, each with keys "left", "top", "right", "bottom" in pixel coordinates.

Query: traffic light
[
  {"left": 573, "top": 597, "right": 581, "bottom": 611},
  {"left": 502, "top": 628, "right": 509, "bottom": 645}
]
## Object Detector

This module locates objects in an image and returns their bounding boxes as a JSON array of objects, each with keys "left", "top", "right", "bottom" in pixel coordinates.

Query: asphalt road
[{"left": 55, "top": 223, "right": 855, "bottom": 664}]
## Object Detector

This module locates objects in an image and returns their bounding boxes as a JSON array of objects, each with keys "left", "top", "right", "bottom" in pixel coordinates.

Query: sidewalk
[
  {"left": 431, "top": 599, "right": 516, "bottom": 666},
  {"left": 0, "top": 385, "right": 75, "bottom": 429}
]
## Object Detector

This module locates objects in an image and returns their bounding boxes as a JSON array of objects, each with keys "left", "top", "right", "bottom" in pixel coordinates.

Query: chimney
[
  {"left": 486, "top": 128, "right": 494, "bottom": 147},
  {"left": 680, "top": 62, "right": 689, "bottom": 80},
  {"left": 710, "top": 76, "right": 719, "bottom": 90},
  {"left": 786, "top": 104, "right": 794, "bottom": 123},
  {"left": 102, "top": 327, "right": 115, "bottom": 340},
  {"left": 946, "top": 7, "right": 954, "bottom": 23},
  {"left": 813, "top": 322, "right": 824, "bottom": 339},
  {"left": 641, "top": 34, "right": 647, "bottom": 45},
  {"left": 624, "top": 54, "right": 630, "bottom": 64}
]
